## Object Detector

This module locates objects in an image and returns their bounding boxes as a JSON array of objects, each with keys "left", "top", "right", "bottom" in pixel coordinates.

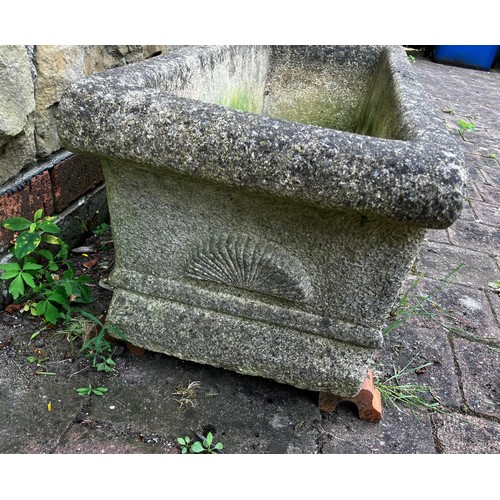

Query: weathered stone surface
[
  {"left": 58, "top": 46, "right": 466, "bottom": 228},
  {"left": 0, "top": 46, "right": 35, "bottom": 145},
  {"left": 470, "top": 199, "right": 500, "bottom": 227},
  {"left": 34, "top": 45, "right": 88, "bottom": 157},
  {"left": 57, "top": 45, "right": 466, "bottom": 398},
  {"left": 0, "top": 45, "right": 36, "bottom": 184},
  {"left": 425, "top": 228, "right": 450, "bottom": 245},
  {"left": 34, "top": 45, "right": 168, "bottom": 158}
]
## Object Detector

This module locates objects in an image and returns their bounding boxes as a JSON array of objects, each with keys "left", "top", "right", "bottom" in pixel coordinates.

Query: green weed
[
  {"left": 457, "top": 119, "right": 476, "bottom": 139},
  {"left": 384, "top": 264, "right": 464, "bottom": 337},
  {"left": 76, "top": 384, "right": 108, "bottom": 396},
  {"left": 92, "top": 223, "right": 111, "bottom": 237},
  {"left": 375, "top": 339, "right": 446, "bottom": 415},
  {"left": 0, "top": 210, "right": 92, "bottom": 324},
  {"left": 177, "top": 432, "right": 223, "bottom": 454},
  {"left": 457, "top": 119, "right": 476, "bottom": 131},
  {"left": 79, "top": 310, "right": 125, "bottom": 372}
]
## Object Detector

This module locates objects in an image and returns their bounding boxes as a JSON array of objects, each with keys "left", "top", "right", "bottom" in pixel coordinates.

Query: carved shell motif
[{"left": 186, "top": 234, "right": 312, "bottom": 304}]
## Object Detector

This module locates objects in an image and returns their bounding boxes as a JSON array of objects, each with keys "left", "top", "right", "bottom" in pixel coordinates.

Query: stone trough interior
[{"left": 158, "top": 45, "right": 408, "bottom": 140}]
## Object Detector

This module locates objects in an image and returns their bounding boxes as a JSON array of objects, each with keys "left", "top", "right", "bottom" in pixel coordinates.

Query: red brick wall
[{"left": 0, "top": 154, "right": 103, "bottom": 253}]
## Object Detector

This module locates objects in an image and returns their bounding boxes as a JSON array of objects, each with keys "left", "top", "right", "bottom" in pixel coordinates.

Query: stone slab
[
  {"left": 0, "top": 46, "right": 36, "bottom": 185},
  {"left": 474, "top": 181, "right": 500, "bottom": 206},
  {"left": 89, "top": 350, "right": 321, "bottom": 454},
  {"left": 416, "top": 240, "right": 499, "bottom": 290},
  {"left": 318, "top": 404, "right": 436, "bottom": 454},
  {"left": 380, "top": 326, "right": 461, "bottom": 409},
  {"left": 448, "top": 220, "right": 500, "bottom": 257},
  {"left": 432, "top": 412, "right": 500, "bottom": 453},
  {"left": 425, "top": 229, "right": 450, "bottom": 245},
  {"left": 453, "top": 337, "right": 500, "bottom": 418},
  {"left": 53, "top": 424, "right": 179, "bottom": 454},
  {"left": 470, "top": 199, "right": 500, "bottom": 227},
  {"left": 409, "top": 280, "right": 500, "bottom": 342},
  {"left": 0, "top": 345, "right": 95, "bottom": 453}
]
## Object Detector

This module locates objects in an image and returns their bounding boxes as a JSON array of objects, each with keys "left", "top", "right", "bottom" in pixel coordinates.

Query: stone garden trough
[{"left": 58, "top": 45, "right": 466, "bottom": 401}]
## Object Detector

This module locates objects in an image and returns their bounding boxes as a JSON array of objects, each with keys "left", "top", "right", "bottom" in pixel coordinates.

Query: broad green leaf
[
  {"left": 15, "top": 231, "right": 41, "bottom": 259},
  {"left": 48, "top": 262, "right": 59, "bottom": 271},
  {"left": 62, "top": 268, "right": 75, "bottom": 280},
  {"left": 190, "top": 442, "right": 204, "bottom": 453},
  {"left": 33, "top": 209, "right": 43, "bottom": 222},
  {"left": 77, "top": 285, "right": 92, "bottom": 304},
  {"left": 44, "top": 301, "right": 59, "bottom": 325},
  {"left": 62, "top": 281, "right": 72, "bottom": 297},
  {"left": 30, "top": 327, "right": 45, "bottom": 340},
  {"left": 9, "top": 274, "right": 25, "bottom": 300},
  {"left": 205, "top": 432, "right": 213, "bottom": 446},
  {"left": 34, "top": 301, "right": 47, "bottom": 315},
  {"left": 21, "top": 272, "right": 36, "bottom": 289},
  {"left": 22, "top": 262, "right": 43, "bottom": 271},
  {"left": 41, "top": 234, "right": 63, "bottom": 246},
  {"left": 0, "top": 262, "right": 21, "bottom": 272},
  {"left": 29, "top": 223, "right": 37, "bottom": 232},
  {"left": 38, "top": 220, "right": 61, "bottom": 234},
  {"left": 1, "top": 270, "right": 22, "bottom": 280},
  {"left": 177, "top": 437, "right": 186, "bottom": 445},
  {"left": 1, "top": 217, "right": 32, "bottom": 231},
  {"left": 96, "top": 362, "right": 109, "bottom": 372},
  {"left": 36, "top": 249, "right": 54, "bottom": 261},
  {"left": 57, "top": 245, "right": 69, "bottom": 260},
  {"left": 214, "top": 442, "right": 223, "bottom": 450},
  {"left": 46, "top": 292, "right": 69, "bottom": 307}
]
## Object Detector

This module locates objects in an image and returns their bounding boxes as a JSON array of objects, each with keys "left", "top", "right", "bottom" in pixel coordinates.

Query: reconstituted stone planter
[{"left": 57, "top": 46, "right": 466, "bottom": 398}]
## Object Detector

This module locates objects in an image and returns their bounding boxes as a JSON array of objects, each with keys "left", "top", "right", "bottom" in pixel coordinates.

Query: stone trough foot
[{"left": 319, "top": 370, "right": 382, "bottom": 423}]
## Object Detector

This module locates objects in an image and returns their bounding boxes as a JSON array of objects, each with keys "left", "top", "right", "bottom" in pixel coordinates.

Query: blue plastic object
[{"left": 433, "top": 45, "right": 498, "bottom": 71}]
